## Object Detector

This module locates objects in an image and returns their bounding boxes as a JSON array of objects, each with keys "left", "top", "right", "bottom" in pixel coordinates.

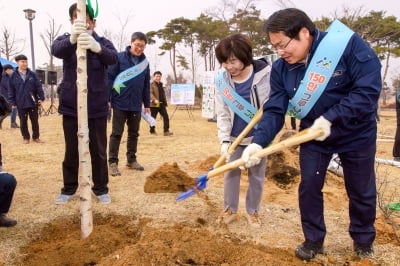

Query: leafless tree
[
  {"left": 0, "top": 26, "right": 25, "bottom": 60},
  {"left": 40, "top": 17, "right": 62, "bottom": 70}
]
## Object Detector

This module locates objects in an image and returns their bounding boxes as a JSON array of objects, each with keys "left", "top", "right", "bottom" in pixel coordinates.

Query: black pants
[
  {"left": 18, "top": 107, "right": 39, "bottom": 140},
  {"left": 109, "top": 109, "right": 141, "bottom": 164},
  {"left": 61, "top": 115, "right": 109, "bottom": 196},
  {"left": 150, "top": 103, "right": 170, "bottom": 133},
  {"left": 0, "top": 173, "right": 17, "bottom": 214}
]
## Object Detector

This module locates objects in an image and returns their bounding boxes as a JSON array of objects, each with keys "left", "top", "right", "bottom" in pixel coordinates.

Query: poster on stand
[{"left": 170, "top": 83, "right": 195, "bottom": 105}]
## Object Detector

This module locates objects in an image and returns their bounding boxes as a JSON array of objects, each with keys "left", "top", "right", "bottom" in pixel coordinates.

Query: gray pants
[{"left": 223, "top": 145, "right": 267, "bottom": 214}]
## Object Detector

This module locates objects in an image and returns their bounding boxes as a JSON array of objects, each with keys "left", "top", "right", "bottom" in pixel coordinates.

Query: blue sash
[
  {"left": 113, "top": 58, "right": 149, "bottom": 94},
  {"left": 287, "top": 20, "right": 354, "bottom": 119},
  {"left": 215, "top": 70, "right": 257, "bottom": 123}
]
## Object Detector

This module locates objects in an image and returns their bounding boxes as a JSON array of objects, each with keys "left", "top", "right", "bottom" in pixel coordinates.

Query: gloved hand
[
  {"left": 70, "top": 20, "right": 86, "bottom": 44},
  {"left": 220, "top": 142, "right": 231, "bottom": 162},
  {"left": 310, "top": 116, "right": 332, "bottom": 141},
  {"left": 241, "top": 143, "right": 262, "bottom": 168},
  {"left": 78, "top": 32, "right": 101, "bottom": 54},
  {"left": 77, "top": 33, "right": 102, "bottom": 53}
]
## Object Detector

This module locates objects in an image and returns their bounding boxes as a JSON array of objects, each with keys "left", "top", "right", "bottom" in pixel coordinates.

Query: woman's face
[{"left": 222, "top": 55, "right": 245, "bottom": 78}]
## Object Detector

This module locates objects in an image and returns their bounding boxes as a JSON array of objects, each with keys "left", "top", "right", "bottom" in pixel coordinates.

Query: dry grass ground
[{"left": 0, "top": 101, "right": 399, "bottom": 265}]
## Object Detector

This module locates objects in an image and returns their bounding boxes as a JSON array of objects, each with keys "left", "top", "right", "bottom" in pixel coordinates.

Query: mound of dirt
[
  {"left": 144, "top": 162, "right": 196, "bottom": 193},
  {"left": 17, "top": 213, "right": 321, "bottom": 266}
]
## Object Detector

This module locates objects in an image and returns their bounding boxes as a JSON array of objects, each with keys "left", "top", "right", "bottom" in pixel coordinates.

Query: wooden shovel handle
[
  {"left": 213, "top": 108, "right": 263, "bottom": 168},
  {"left": 208, "top": 128, "right": 324, "bottom": 178}
]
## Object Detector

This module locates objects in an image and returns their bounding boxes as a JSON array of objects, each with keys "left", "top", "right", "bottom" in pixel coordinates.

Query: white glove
[
  {"left": 310, "top": 116, "right": 332, "bottom": 141},
  {"left": 220, "top": 142, "right": 231, "bottom": 162},
  {"left": 70, "top": 20, "right": 86, "bottom": 44},
  {"left": 241, "top": 143, "right": 262, "bottom": 168},
  {"left": 78, "top": 33, "right": 102, "bottom": 53}
]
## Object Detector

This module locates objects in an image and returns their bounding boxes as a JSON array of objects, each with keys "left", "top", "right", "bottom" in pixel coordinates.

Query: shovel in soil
[{"left": 176, "top": 128, "right": 324, "bottom": 201}]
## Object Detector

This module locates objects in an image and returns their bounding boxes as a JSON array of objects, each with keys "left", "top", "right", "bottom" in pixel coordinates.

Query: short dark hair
[
  {"left": 153, "top": 71, "right": 162, "bottom": 76},
  {"left": 131, "top": 32, "right": 147, "bottom": 44},
  {"left": 15, "top": 54, "right": 28, "bottom": 62},
  {"left": 69, "top": 3, "right": 94, "bottom": 20},
  {"left": 215, "top": 33, "right": 253, "bottom": 67},
  {"left": 263, "top": 8, "right": 316, "bottom": 39},
  {"left": 3, "top": 64, "right": 13, "bottom": 71}
]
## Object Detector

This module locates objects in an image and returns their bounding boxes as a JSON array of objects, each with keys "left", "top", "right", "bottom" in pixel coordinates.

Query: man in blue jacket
[
  {"left": 8, "top": 55, "right": 45, "bottom": 144},
  {"left": 0, "top": 64, "right": 19, "bottom": 129},
  {"left": 242, "top": 8, "right": 381, "bottom": 261},
  {"left": 51, "top": 3, "right": 118, "bottom": 205},
  {"left": 107, "top": 32, "right": 151, "bottom": 176}
]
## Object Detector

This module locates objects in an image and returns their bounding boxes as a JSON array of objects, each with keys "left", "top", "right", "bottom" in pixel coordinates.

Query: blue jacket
[
  {"left": 8, "top": 68, "right": 44, "bottom": 109},
  {"left": 51, "top": 32, "right": 118, "bottom": 118},
  {"left": 108, "top": 46, "right": 150, "bottom": 112},
  {"left": 253, "top": 29, "right": 382, "bottom": 153}
]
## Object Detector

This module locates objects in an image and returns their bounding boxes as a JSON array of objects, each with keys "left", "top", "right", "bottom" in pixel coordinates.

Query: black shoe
[
  {"left": 354, "top": 242, "right": 373, "bottom": 258},
  {"left": 0, "top": 214, "right": 17, "bottom": 227},
  {"left": 295, "top": 240, "right": 324, "bottom": 261},
  {"left": 11, "top": 122, "right": 19, "bottom": 128}
]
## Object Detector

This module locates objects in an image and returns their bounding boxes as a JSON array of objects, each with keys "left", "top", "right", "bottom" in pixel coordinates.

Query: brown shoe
[
  {"left": 23, "top": 139, "right": 29, "bottom": 144},
  {"left": 0, "top": 214, "right": 17, "bottom": 227},
  {"left": 109, "top": 163, "right": 121, "bottom": 176},
  {"left": 126, "top": 161, "right": 144, "bottom": 171},
  {"left": 33, "top": 138, "right": 44, "bottom": 143},
  {"left": 163, "top": 131, "right": 173, "bottom": 136}
]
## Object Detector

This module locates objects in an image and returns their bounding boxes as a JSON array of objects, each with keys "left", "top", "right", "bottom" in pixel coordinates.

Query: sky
[{"left": 0, "top": 0, "right": 399, "bottom": 82}]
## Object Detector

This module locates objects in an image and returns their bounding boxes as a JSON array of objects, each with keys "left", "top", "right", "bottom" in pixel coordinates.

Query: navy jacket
[
  {"left": 253, "top": 29, "right": 382, "bottom": 153},
  {"left": 8, "top": 68, "right": 44, "bottom": 109},
  {"left": 0, "top": 72, "right": 10, "bottom": 98},
  {"left": 51, "top": 32, "right": 118, "bottom": 118},
  {"left": 108, "top": 46, "right": 150, "bottom": 112}
]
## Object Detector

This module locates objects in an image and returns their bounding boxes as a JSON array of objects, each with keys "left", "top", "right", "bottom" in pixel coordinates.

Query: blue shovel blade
[{"left": 176, "top": 173, "right": 208, "bottom": 201}]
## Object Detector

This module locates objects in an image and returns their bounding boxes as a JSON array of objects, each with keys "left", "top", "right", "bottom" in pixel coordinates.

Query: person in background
[
  {"left": 8, "top": 55, "right": 45, "bottom": 144},
  {"left": 214, "top": 33, "right": 271, "bottom": 228},
  {"left": 393, "top": 86, "right": 400, "bottom": 161},
  {"left": 51, "top": 3, "right": 118, "bottom": 204},
  {"left": 0, "top": 64, "right": 19, "bottom": 129},
  {"left": 108, "top": 32, "right": 151, "bottom": 176},
  {"left": 241, "top": 8, "right": 381, "bottom": 260},
  {"left": 149, "top": 71, "right": 172, "bottom": 136}
]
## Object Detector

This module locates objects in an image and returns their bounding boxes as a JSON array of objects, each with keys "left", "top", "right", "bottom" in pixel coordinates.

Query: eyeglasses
[{"left": 272, "top": 38, "right": 293, "bottom": 52}]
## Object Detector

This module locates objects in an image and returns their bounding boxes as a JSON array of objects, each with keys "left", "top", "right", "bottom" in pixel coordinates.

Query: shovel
[
  {"left": 213, "top": 108, "right": 263, "bottom": 169},
  {"left": 176, "top": 128, "right": 324, "bottom": 201}
]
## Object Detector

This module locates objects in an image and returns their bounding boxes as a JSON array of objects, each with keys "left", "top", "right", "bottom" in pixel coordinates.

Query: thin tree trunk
[{"left": 76, "top": 0, "right": 93, "bottom": 239}]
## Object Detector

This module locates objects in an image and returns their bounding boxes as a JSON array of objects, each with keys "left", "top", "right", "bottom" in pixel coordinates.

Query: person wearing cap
[
  {"left": 51, "top": 3, "right": 118, "bottom": 205},
  {"left": 0, "top": 64, "right": 19, "bottom": 129},
  {"left": 8, "top": 54, "right": 45, "bottom": 143},
  {"left": 107, "top": 32, "right": 151, "bottom": 176}
]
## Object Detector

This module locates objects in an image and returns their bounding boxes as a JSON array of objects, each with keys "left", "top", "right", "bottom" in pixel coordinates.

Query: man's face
[
  {"left": 269, "top": 28, "right": 311, "bottom": 64},
  {"left": 130, "top": 40, "right": 146, "bottom": 57},
  {"left": 153, "top": 74, "right": 162, "bottom": 83},
  {"left": 17, "top": 60, "right": 28, "bottom": 71},
  {"left": 5, "top": 68, "right": 13, "bottom": 75}
]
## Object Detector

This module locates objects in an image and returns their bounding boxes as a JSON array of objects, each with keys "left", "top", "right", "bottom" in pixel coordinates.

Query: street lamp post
[{"left": 23, "top": 8, "right": 36, "bottom": 71}]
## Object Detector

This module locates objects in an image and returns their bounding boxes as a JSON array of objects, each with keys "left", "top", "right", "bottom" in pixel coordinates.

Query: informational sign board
[
  {"left": 170, "top": 83, "right": 195, "bottom": 105},
  {"left": 201, "top": 71, "right": 217, "bottom": 119}
]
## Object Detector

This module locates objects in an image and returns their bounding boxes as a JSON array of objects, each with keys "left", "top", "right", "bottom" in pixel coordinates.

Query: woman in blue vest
[
  {"left": 214, "top": 33, "right": 271, "bottom": 228},
  {"left": 241, "top": 8, "right": 381, "bottom": 260}
]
